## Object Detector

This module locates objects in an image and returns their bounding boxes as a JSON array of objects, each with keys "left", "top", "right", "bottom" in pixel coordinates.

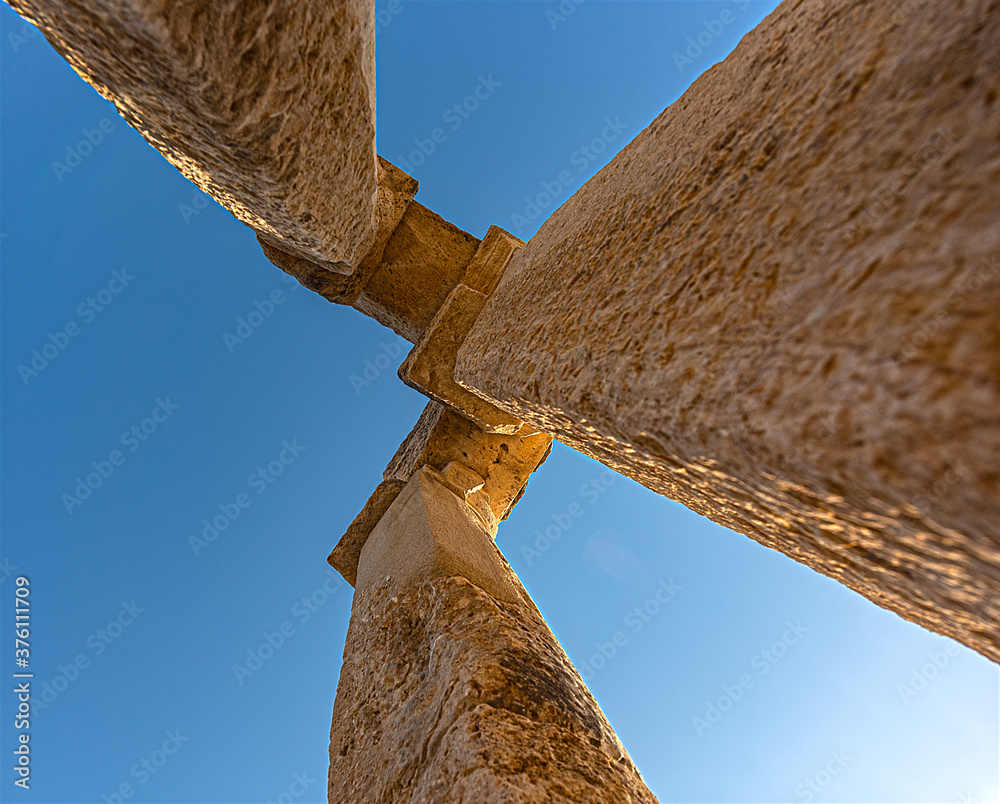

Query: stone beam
[
  {"left": 328, "top": 400, "right": 551, "bottom": 586},
  {"left": 260, "top": 168, "right": 491, "bottom": 347},
  {"left": 329, "top": 466, "right": 658, "bottom": 802},
  {"left": 453, "top": 1, "right": 1000, "bottom": 661},
  {"left": 10, "top": 0, "right": 378, "bottom": 271}
]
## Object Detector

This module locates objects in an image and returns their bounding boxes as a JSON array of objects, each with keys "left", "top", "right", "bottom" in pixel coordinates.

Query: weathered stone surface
[
  {"left": 400, "top": 227, "right": 527, "bottom": 432},
  {"left": 10, "top": 0, "right": 378, "bottom": 270},
  {"left": 460, "top": 225, "right": 525, "bottom": 296},
  {"left": 355, "top": 202, "right": 481, "bottom": 342},
  {"left": 329, "top": 401, "right": 552, "bottom": 585},
  {"left": 456, "top": 0, "right": 1000, "bottom": 661},
  {"left": 401, "top": 284, "right": 525, "bottom": 434},
  {"left": 330, "top": 469, "right": 658, "bottom": 803},
  {"left": 436, "top": 461, "right": 497, "bottom": 534},
  {"left": 383, "top": 401, "right": 552, "bottom": 524},
  {"left": 328, "top": 478, "right": 405, "bottom": 587},
  {"left": 258, "top": 157, "right": 418, "bottom": 302},
  {"left": 355, "top": 468, "right": 521, "bottom": 604}
]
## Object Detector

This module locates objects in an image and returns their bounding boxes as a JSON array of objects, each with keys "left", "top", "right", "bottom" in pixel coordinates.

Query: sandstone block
[
  {"left": 400, "top": 227, "right": 527, "bottom": 432},
  {"left": 328, "top": 401, "right": 551, "bottom": 586},
  {"left": 355, "top": 202, "right": 481, "bottom": 342},
  {"left": 330, "top": 467, "right": 658, "bottom": 803},
  {"left": 456, "top": 0, "right": 1000, "bottom": 661},
  {"left": 258, "top": 157, "right": 418, "bottom": 302},
  {"left": 11, "top": 0, "right": 380, "bottom": 269}
]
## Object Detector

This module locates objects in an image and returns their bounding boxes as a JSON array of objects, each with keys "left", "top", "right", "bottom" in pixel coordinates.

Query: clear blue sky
[{"left": 1, "top": 2, "right": 997, "bottom": 802}]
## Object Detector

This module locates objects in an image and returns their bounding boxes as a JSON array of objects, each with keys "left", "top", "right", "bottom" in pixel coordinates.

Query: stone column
[
  {"left": 454, "top": 0, "right": 1000, "bottom": 661},
  {"left": 328, "top": 466, "right": 658, "bottom": 803},
  {"left": 10, "top": 0, "right": 379, "bottom": 270}
]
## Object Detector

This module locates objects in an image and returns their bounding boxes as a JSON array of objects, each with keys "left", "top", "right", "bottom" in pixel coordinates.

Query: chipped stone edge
[
  {"left": 257, "top": 156, "right": 418, "bottom": 303},
  {"left": 398, "top": 225, "right": 528, "bottom": 434}
]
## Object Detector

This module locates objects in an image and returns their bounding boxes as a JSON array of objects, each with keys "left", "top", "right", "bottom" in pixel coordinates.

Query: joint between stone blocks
[
  {"left": 256, "top": 156, "right": 420, "bottom": 305},
  {"left": 328, "top": 400, "right": 551, "bottom": 587},
  {"left": 398, "top": 225, "right": 529, "bottom": 433}
]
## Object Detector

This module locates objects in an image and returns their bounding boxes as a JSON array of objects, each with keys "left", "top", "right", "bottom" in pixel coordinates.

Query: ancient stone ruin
[{"left": 9, "top": 0, "right": 998, "bottom": 799}]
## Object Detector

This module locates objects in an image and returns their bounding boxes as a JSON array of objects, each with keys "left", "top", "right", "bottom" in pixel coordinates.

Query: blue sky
[{"left": 1, "top": 2, "right": 997, "bottom": 802}]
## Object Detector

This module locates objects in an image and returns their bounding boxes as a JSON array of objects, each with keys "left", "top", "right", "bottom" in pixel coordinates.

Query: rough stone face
[
  {"left": 355, "top": 202, "right": 481, "bottom": 342},
  {"left": 382, "top": 402, "right": 552, "bottom": 525},
  {"left": 258, "top": 157, "right": 418, "bottom": 301},
  {"left": 328, "top": 401, "right": 552, "bottom": 585},
  {"left": 401, "top": 227, "right": 527, "bottom": 433},
  {"left": 456, "top": 0, "right": 1000, "bottom": 661},
  {"left": 10, "top": 0, "right": 378, "bottom": 270},
  {"left": 328, "top": 478, "right": 405, "bottom": 587},
  {"left": 402, "top": 284, "right": 525, "bottom": 434},
  {"left": 459, "top": 225, "right": 526, "bottom": 296},
  {"left": 330, "top": 469, "right": 658, "bottom": 803},
  {"left": 355, "top": 468, "right": 523, "bottom": 604}
]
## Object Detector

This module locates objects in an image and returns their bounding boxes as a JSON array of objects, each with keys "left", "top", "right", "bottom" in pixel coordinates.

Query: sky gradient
[{"left": 1, "top": 2, "right": 997, "bottom": 802}]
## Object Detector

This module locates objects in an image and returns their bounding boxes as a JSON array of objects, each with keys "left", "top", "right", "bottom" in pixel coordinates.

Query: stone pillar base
[{"left": 329, "top": 468, "right": 657, "bottom": 803}]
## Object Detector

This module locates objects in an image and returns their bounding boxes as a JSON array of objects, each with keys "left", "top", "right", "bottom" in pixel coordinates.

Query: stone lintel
[
  {"left": 263, "top": 185, "right": 483, "bottom": 345},
  {"left": 454, "top": 1, "right": 1000, "bottom": 661},
  {"left": 258, "top": 157, "right": 418, "bottom": 303},
  {"left": 354, "top": 202, "right": 482, "bottom": 342},
  {"left": 399, "top": 226, "right": 526, "bottom": 432},
  {"left": 327, "top": 400, "right": 552, "bottom": 586}
]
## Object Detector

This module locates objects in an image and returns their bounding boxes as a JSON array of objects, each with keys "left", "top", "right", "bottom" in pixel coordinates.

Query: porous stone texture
[
  {"left": 355, "top": 468, "right": 523, "bottom": 604},
  {"left": 401, "top": 227, "right": 527, "bottom": 433},
  {"left": 258, "top": 157, "right": 418, "bottom": 301},
  {"left": 402, "top": 284, "right": 525, "bottom": 434},
  {"left": 383, "top": 402, "right": 552, "bottom": 524},
  {"left": 330, "top": 470, "right": 657, "bottom": 803},
  {"left": 355, "top": 202, "right": 482, "bottom": 342},
  {"left": 328, "top": 401, "right": 551, "bottom": 585},
  {"left": 11, "top": 0, "right": 378, "bottom": 270},
  {"left": 456, "top": 0, "right": 1000, "bottom": 661},
  {"left": 459, "top": 225, "right": 525, "bottom": 296},
  {"left": 328, "top": 478, "right": 405, "bottom": 587}
]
